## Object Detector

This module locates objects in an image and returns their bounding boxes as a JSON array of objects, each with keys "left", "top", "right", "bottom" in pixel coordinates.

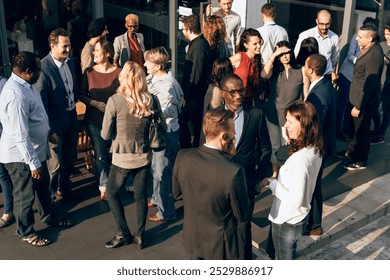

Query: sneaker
[
  {"left": 335, "top": 150, "right": 351, "bottom": 159},
  {"left": 370, "top": 136, "right": 384, "bottom": 145},
  {"left": 343, "top": 161, "right": 367, "bottom": 171}
]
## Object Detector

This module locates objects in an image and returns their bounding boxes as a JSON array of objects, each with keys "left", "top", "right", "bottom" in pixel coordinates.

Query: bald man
[
  {"left": 113, "top": 13, "right": 145, "bottom": 67},
  {"left": 294, "top": 10, "right": 339, "bottom": 84}
]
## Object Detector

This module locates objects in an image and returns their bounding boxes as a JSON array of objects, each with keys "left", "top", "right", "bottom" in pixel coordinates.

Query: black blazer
[
  {"left": 306, "top": 78, "right": 336, "bottom": 157},
  {"left": 173, "top": 146, "right": 250, "bottom": 259}
]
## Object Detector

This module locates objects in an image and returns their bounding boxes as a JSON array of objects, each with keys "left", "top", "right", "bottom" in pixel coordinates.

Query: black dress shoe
[
  {"left": 134, "top": 235, "right": 143, "bottom": 250},
  {"left": 105, "top": 234, "right": 133, "bottom": 249}
]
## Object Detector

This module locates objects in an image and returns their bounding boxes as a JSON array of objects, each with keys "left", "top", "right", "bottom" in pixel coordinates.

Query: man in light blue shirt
[
  {"left": 294, "top": 10, "right": 339, "bottom": 82},
  {"left": 0, "top": 52, "right": 72, "bottom": 247},
  {"left": 257, "top": 3, "right": 289, "bottom": 63}
]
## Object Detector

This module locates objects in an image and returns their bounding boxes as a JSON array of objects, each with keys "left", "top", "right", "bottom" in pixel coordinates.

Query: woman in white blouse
[{"left": 259, "top": 101, "right": 323, "bottom": 260}]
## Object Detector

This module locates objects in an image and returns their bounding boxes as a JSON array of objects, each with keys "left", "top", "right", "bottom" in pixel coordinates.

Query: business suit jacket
[
  {"left": 34, "top": 54, "right": 79, "bottom": 135},
  {"left": 173, "top": 146, "right": 250, "bottom": 260},
  {"left": 349, "top": 43, "right": 384, "bottom": 112},
  {"left": 217, "top": 105, "right": 270, "bottom": 193},
  {"left": 306, "top": 78, "right": 336, "bottom": 157},
  {"left": 113, "top": 32, "right": 145, "bottom": 67}
]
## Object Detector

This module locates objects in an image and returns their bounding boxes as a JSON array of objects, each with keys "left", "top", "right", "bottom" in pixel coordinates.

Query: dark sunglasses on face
[{"left": 222, "top": 88, "right": 246, "bottom": 96}]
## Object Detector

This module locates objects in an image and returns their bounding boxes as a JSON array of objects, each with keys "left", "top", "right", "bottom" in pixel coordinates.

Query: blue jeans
[
  {"left": 47, "top": 116, "right": 78, "bottom": 195},
  {"left": 4, "top": 161, "right": 55, "bottom": 238},
  {"left": 106, "top": 163, "right": 150, "bottom": 237},
  {"left": 270, "top": 217, "right": 307, "bottom": 260},
  {"left": 150, "top": 130, "right": 179, "bottom": 220},
  {"left": 86, "top": 124, "right": 111, "bottom": 191},
  {"left": 0, "top": 162, "right": 13, "bottom": 215}
]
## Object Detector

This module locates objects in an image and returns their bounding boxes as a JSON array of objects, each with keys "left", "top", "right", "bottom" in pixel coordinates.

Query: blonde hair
[
  {"left": 125, "top": 13, "right": 139, "bottom": 22},
  {"left": 144, "top": 46, "right": 170, "bottom": 71},
  {"left": 117, "top": 61, "right": 153, "bottom": 118}
]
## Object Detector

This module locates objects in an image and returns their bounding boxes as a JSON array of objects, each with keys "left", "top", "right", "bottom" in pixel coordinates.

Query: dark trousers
[
  {"left": 347, "top": 103, "right": 376, "bottom": 162},
  {"left": 0, "top": 162, "right": 13, "bottom": 215},
  {"left": 106, "top": 163, "right": 150, "bottom": 237},
  {"left": 4, "top": 161, "right": 54, "bottom": 238},
  {"left": 48, "top": 114, "right": 78, "bottom": 195},
  {"left": 372, "top": 88, "right": 390, "bottom": 138},
  {"left": 179, "top": 99, "right": 203, "bottom": 148},
  {"left": 306, "top": 159, "right": 324, "bottom": 230},
  {"left": 237, "top": 195, "right": 254, "bottom": 260},
  {"left": 337, "top": 74, "right": 353, "bottom": 136}
]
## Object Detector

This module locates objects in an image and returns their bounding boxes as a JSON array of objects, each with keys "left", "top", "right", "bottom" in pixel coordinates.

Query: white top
[
  {"left": 268, "top": 146, "right": 322, "bottom": 225},
  {"left": 0, "top": 73, "right": 50, "bottom": 170},
  {"left": 257, "top": 21, "right": 289, "bottom": 63},
  {"left": 294, "top": 26, "right": 339, "bottom": 76}
]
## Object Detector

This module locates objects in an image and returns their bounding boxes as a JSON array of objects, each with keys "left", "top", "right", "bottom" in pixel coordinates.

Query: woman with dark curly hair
[
  {"left": 230, "top": 28, "right": 268, "bottom": 106},
  {"left": 202, "top": 15, "right": 230, "bottom": 62},
  {"left": 259, "top": 101, "right": 323, "bottom": 260}
]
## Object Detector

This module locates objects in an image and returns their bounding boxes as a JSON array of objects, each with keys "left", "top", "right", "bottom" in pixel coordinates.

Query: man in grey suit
[
  {"left": 34, "top": 28, "right": 79, "bottom": 200},
  {"left": 113, "top": 13, "right": 145, "bottom": 68},
  {"left": 173, "top": 108, "right": 250, "bottom": 260}
]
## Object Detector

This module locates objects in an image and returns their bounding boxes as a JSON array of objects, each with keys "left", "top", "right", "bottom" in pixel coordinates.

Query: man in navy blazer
[
  {"left": 304, "top": 54, "right": 336, "bottom": 235},
  {"left": 34, "top": 28, "right": 79, "bottom": 200},
  {"left": 218, "top": 74, "right": 271, "bottom": 259}
]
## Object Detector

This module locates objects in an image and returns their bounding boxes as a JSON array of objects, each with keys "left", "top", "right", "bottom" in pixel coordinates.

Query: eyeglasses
[
  {"left": 127, "top": 24, "right": 138, "bottom": 28},
  {"left": 221, "top": 88, "right": 246, "bottom": 96}
]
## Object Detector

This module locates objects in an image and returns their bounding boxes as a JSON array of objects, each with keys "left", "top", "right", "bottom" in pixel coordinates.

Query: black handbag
[{"left": 149, "top": 103, "right": 167, "bottom": 151}]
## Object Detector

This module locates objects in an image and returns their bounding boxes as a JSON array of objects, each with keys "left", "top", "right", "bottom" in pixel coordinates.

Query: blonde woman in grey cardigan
[{"left": 101, "top": 61, "right": 154, "bottom": 250}]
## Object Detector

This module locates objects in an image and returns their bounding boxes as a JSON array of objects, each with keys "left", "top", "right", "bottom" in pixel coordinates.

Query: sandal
[
  {"left": 21, "top": 235, "right": 50, "bottom": 247},
  {"left": 56, "top": 218, "right": 74, "bottom": 227}
]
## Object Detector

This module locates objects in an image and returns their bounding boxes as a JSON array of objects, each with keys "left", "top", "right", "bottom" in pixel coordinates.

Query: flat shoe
[
  {"left": 0, "top": 215, "right": 15, "bottom": 228},
  {"left": 105, "top": 234, "right": 133, "bottom": 249},
  {"left": 21, "top": 235, "right": 50, "bottom": 247},
  {"left": 56, "top": 218, "right": 74, "bottom": 227},
  {"left": 134, "top": 235, "right": 143, "bottom": 250},
  {"left": 148, "top": 214, "right": 165, "bottom": 222}
]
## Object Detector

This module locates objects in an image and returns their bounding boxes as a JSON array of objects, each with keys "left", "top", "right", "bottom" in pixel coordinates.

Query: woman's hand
[{"left": 91, "top": 100, "right": 106, "bottom": 113}]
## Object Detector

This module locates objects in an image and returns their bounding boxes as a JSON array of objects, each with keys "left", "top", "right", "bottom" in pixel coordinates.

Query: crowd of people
[{"left": 0, "top": 0, "right": 389, "bottom": 260}]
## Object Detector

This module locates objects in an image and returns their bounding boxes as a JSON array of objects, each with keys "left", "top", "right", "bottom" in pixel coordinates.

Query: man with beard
[
  {"left": 34, "top": 28, "right": 79, "bottom": 200},
  {"left": 218, "top": 73, "right": 269, "bottom": 259},
  {"left": 173, "top": 108, "right": 250, "bottom": 260},
  {"left": 294, "top": 10, "right": 339, "bottom": 84}
]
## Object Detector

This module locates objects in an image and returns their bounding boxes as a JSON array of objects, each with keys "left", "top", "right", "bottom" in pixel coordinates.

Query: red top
[
  {"left": 234, "top": 52, "right": 258, "bottom": 102},
  {"left": 128, "top": 34, "right": 144, "bottom": 67}
]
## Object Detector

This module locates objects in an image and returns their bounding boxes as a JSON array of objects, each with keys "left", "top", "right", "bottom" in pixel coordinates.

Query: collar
[
  {"left": 10, "top": 72, "right": 32, "bottom": 91},
  {"left": 314, "top": 27, "right": 328, "bottom": 39},
  {"left": 309, "top": 76, "right": 324, "bottom": 92},
  {"left": 264, "top": 21, "right": 276, "bottom": 26},
  {"left": 224, "top": 105, "right": 243, "bottom": 117},
  {"left": 203, "top": 143, "right": 222, "bottom": 151},
  {"left": 50, "top": 52, "right": 69, "bottom": 68}
]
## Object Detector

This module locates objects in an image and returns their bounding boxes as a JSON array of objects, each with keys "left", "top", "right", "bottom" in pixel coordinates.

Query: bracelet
[{"left": 267, "top": 177, "right": 276, "bottom": 185}]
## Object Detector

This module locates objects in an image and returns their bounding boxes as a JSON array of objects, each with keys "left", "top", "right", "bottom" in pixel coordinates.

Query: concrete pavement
[{"left": 0, "top": 138, "right": 389, "bottom": 260}]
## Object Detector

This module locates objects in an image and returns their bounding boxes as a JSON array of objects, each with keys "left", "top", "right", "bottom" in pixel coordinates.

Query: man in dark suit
[
  {"left": 173, "top": 108, "right": 250, "bottom": 260},
  {"left": 179, "top": 14, "right": 211, "bottom": 148},
  {"left": 34, "top": 28, "right": 79, "bottom": 200},
  {"left": 304, "top": 54, "right": 336, "bottom": 235},
  {"left": 338, "top": 24, "right": 384, "bottom": 171},
  {"left": 218, "top": 73, "right": 271, "bottom": 259}
]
